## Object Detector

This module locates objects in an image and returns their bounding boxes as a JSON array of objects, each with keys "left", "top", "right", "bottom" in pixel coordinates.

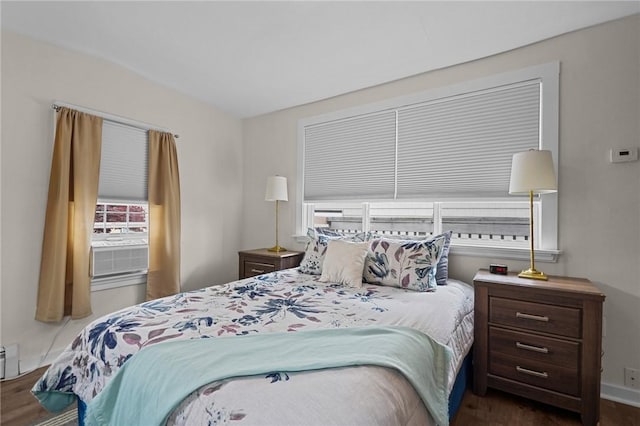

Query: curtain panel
[
  {"left": 147, "top": 130, "right": 181, "bottom": 300},
  {"left": 36, "top": 107, "right": 102, "bottom": 322}
]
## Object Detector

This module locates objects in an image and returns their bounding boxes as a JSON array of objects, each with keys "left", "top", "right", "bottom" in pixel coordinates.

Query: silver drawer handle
[
  {"left": 516, "top": 366, "right": 548, "bottom": 378},
  {"left": 516, "top": 341, "right": 549, "bottom": 354},
  {"left": 516, "top": 312, "right": 549, "bottom": 322},
  {"left": 250, "top": 269, "right": 265, "bottom": 274}
]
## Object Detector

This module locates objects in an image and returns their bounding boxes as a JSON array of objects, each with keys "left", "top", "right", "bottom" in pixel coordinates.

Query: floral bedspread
[{"left": 34, "top": 269, "right": 474, "bottom": 425}]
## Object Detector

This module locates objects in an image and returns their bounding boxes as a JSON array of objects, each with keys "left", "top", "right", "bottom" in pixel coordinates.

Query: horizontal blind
[
  {"left": 396, "top": 81, "right": 541, "bottom": 198},
  {"left": 304, "top": 110, "right": 396, "bottom": 201},
  {"left": 98, "top": 121, "right": 148, "bottom": 200}
]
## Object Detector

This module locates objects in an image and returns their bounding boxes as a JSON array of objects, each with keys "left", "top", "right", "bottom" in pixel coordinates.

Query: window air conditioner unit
[{"left": 91, "top": 244, "right": 149, "bottom": 278}]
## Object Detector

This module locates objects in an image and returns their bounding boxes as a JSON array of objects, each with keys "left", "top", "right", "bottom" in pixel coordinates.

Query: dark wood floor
[
  {"left": 2, "top": 365, "right": 639, "bottom": 425},
  {"left": 1, "top": 366, "right": 51, "bottom": 426},
  {"left": 452, "top": 388, "right": 640, "bottom": 426}
]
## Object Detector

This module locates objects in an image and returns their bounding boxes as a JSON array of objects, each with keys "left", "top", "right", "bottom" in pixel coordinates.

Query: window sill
[{"left": 91, "top": 272, "right": 147, "bottom": 292}]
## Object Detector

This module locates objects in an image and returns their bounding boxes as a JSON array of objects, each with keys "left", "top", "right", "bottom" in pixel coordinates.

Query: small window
[
  {"left": 91, "top": 119, "right": 149, "bottom": 290},
  {"left": 93, "top": 201, "right": 148, "bottom": 236},
  {"left": 310, "top": 202, "right": 364, "bottom": 235},
  {"left": 369, "top": 201, "right": 433, "bottom": 239},
  {"left": 91, "top": 201, "right": 148, "bottom": 290},
  {"left": 440, "top": 201, "right": 533, "bottom": 248}
]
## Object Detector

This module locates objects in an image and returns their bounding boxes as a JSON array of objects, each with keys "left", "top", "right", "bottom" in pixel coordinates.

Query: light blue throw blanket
[{"left": 85, "top": 326, "right": 452, "bottom": 426}]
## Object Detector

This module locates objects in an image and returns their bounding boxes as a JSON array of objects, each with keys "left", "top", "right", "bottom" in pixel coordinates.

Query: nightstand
[
  {"left": 473, "top": 269, "right": 605, "bottom": 425},
  {"left": 238, "top": 248, "right": 305, "bottom": 279}
]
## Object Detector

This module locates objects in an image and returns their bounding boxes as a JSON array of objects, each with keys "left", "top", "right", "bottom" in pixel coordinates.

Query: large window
[{"left": 298, "top": 63, "right": 560, "bottom": 260}]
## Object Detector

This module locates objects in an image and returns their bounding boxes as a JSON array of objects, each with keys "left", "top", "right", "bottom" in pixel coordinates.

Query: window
[
  {"left": 93, "top": 202, "right": 148, "bottom": 235},
  {"left": 91, "top": 120, "right": 149, "bottom": 290},
  {"left": 298, "top": 63, "right": 559, "bottom": 260},
  {"left": 308, "top": 201, "right": 533, "bottom": 248}
]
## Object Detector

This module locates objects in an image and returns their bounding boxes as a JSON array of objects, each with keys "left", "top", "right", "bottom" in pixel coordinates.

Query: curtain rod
[{"left": 51, "top": 102, "right": 179, "bottom": 139}]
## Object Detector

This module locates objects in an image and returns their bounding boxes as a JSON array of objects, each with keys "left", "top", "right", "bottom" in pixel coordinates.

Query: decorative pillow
[
  {"left": 365, "top": 231, "right": 452, "bottom": 285},
  {"left": 313, "top": 227, "right": 343, "bottom": 237},
  {"left": 363, "top": 236, "right": 445, "bottom": 292},
  {"left": 314, "top": 227, "right": 374, "bottom": 241},
  {"left": 298, "top": 228, "right": 369, "bottom": 275},
  {"left": 431, "top": 231, "right": 452, "bottom": 285},
  {"left": 319, "top": 240, "right": 369, "bottom": 288}
]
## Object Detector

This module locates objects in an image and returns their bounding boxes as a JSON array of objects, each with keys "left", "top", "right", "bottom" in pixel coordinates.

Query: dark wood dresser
[
  {"left": 473, "top": 269, "right": 605, "bottom": 425},
  {"left": 238, "top": 248, "right": 304, "bottom": 279}
]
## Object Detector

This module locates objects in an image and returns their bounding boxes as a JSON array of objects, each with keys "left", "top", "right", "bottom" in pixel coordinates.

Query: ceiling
[{"left": 2, "top": 1, "right": 638, "bottom": 118}]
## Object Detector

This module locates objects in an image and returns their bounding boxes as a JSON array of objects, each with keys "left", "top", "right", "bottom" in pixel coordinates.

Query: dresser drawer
[
  {"left": 244, "top": 261, "right": 276, "bottom": 277},
  {"left": 489, "top": 352, "right": 579, "bottom": 396},
  {"left": 239, "top": 249, "right": 305, "bottom": 280},
  {"left": 489, "top": 326, "right": 579, "bottom": 369},
  {"left": 490, "top": 297, "right": 581, "bottom": 338}
]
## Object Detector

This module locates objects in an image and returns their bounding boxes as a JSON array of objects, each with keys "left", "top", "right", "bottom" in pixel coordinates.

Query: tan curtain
[
  {"left": 36, "top": 108, "right": 103, "bottom": 322},
  {"left": 147, "top": 130, "right": 181, "bottom": 300}
]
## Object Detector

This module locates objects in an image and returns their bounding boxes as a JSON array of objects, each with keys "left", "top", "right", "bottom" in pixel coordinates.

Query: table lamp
[
  {"left": 265, "top": 176, "right": 288, "bottom": 252},
  {"left": 509, "top": 150, "right": 557, "bottom": 280}
]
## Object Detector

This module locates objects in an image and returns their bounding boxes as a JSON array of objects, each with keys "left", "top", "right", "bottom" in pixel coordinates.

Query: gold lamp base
[
  {"left": 518, "top": 268, "right": 549, "bottom": 281},
  {"left": 268, "top": 245, "right": 287, "bottom": 253}
]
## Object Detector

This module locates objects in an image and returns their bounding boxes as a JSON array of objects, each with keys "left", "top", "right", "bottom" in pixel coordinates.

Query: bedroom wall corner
[{"left": 0, "top": 31, "right": 244, "bottom": 372}]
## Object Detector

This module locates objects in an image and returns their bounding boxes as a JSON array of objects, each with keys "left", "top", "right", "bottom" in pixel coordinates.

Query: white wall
[
  {"left": 0, "top": 31, "right": 244, "bottom": 369},
  {"left": 242, "top": 15, "right": 640, "bottom": 398}
]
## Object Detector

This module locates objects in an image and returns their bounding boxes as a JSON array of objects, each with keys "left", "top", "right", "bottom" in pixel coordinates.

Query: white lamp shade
[
  {"left": 509, "top": 150, "right": 558, "bottom": 195},
  {"left": 265, "top": 176, "right": 288, "bottom": 201}
]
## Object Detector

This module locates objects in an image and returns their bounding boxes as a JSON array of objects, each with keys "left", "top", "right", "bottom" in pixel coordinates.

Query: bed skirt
[{"left": 448, "top": 350, "right": 472, "bottom": 418}]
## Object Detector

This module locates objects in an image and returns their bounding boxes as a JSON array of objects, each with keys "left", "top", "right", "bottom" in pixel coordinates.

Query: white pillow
[
  {"left": 298, "top": 228, "right": 370, "bottom": 275},
  {"left": 319, "top": 240, "right": 369, "bottom": 288}
]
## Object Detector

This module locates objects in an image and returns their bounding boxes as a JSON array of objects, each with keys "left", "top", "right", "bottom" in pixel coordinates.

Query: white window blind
[
  {"left": 396, "top": 81, "right": 540, "bottom": 198},
  {"left": 304, "top": 110, "right": 396, "bottom": 201},
  {"left": 303, "top": 80, "right": 541, "bottom": 202},
  {"left": 98, "top": 121, "right": 148, "bottom": 200}
]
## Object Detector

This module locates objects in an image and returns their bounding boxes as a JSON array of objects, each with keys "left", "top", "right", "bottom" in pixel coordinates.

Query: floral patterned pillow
[
  {"left": 366, "top": 231, "right": 452, "bottom": 285},
  {"left": 433, "top": 231, "right": 452, "bottom": 286},
  {"left": 313, "top": 227, "right": 344, "bottom": 237},
  {"left": 363, "top": 236, "right": 445, "bottom": 292},
  {"left": 298, "top": 228, "right": 369, "bottom": 275}
]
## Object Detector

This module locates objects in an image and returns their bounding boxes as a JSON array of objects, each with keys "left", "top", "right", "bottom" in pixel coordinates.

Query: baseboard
[{"left": 601, "top": 381, "right": 640, "bottom": 408}]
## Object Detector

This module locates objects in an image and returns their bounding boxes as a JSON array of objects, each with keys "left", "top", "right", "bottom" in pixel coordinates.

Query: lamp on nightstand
[
  {"left": 265, "top": 176, "right": 288, "bottom": 252},
  {"left": 509, "top": 150, "right": 557, "bottom": 280}
]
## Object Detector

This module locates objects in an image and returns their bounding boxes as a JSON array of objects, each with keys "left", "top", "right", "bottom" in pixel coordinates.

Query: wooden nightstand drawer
[
  {"left": 238, "top": 249, "right": 305, "bottom": 279},
  {"left": 490, "top": 297, "right": 581, "bottom": 338},
  {"left": 489, "top": 326, "right": 579, "bottom": 369},
  {"left": 244, "top": 261, "right": 276, "bottom": 277},
  {"left": 489, "top": 352, "right": 579, "bottom": 396}
]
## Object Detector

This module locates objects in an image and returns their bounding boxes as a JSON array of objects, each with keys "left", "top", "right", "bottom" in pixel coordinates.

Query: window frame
[
  {"left": 90, "top": 201, "right": 149, "bottom": 292},
  {"left": 92, "top": 200, "right": 149, "bottom": 240},
  {"left": 296, "top": 62, "right": 560, "bottom": 262}
]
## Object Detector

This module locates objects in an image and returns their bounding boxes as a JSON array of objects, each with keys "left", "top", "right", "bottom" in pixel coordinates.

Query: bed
[{"left": 33, "top": 232, "right": 474, "bottom": 426}]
